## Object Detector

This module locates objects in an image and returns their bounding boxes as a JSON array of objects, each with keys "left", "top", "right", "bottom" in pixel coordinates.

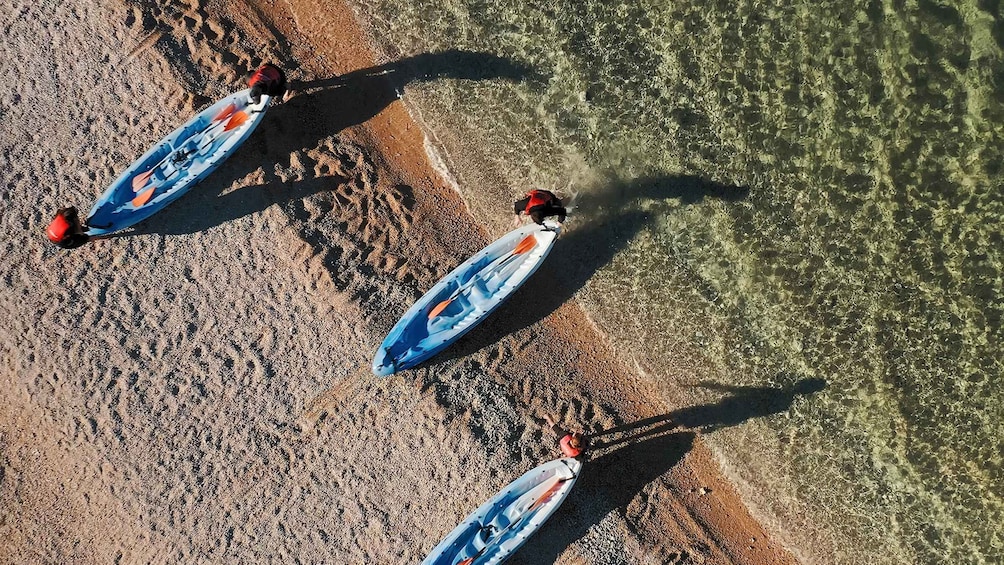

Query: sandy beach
[{"left": 2, "top": 0, "right": 798, "bottom": 563}]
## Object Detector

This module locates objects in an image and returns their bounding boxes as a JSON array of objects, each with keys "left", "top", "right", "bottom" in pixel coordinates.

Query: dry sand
[{"left": 1, "top": 0, "right": 799, "bottom": 563}]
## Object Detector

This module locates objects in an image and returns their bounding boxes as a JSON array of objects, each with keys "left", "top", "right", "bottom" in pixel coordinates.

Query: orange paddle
[
  {"left": 223, "top": 110, "right": 249, "bottom": 132},
  {"left": 427, "top": 233, "right": 537, "bottom": 319},
  {"left": 131, "top": 187, "right": 155, "bottom": 207},
  {"left": 130, "top": 104, "right": 242, "bottom": 192},
  {"left": 212, "top": 102, "right": 236, "bottom": 123},
  {"left": 131, "top": 170, "right": 154, "bottom": 191}
]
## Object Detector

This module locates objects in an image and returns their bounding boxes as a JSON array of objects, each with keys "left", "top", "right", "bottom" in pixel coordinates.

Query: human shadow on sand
[
  {"left": 115, "top": 50, "right": 536, "bottom": 236},
  {"left": 509, "top": 431, "right": 696, "bottom": 565},
  {"left": 588, "top": 377, "right": 827, "bottom": 450},
  {"left": 435, "top": 175, "right": 749, "bottom": 363},
  {"left": 509, "top": 378, "right": 824, "bottom": 563}
]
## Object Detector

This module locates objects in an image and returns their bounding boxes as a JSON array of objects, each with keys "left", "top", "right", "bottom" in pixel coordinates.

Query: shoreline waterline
[{"left": 347, "top": 0, "right": 1004, "bottom": 562}]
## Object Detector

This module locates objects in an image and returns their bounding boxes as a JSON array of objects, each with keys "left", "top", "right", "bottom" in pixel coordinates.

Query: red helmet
[
  {"left": 248, "top": 64, "right": 287, "bottom": 97},
  {"left": 46, "top": 212, "right": 72, "bottom": 243},
  {"left": 249, "top": 65, "right": 281, "bottom": 87}
]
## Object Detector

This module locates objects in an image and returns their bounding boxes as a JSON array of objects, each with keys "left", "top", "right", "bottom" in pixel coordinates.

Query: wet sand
[{"left": 0, "top": 0, "right": 798, "bottom": 563}]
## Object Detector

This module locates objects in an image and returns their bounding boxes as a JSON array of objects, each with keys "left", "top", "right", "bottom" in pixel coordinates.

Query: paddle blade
[
  {"left": 131, "top": 187, "right": 155, "bottom": 207},
  {"left": 428, "top": 298, "right": 452, "bottom": 319},
  {"left": 528, "top": 478, "right": 566, "bottom": 512},
  {"left": 513, "top": 233, "right": 537, "bottom": 254},
  {"left": 131, "top": 170, "right": 154, "bottom": 191},
  {"left": 223, "top": 110, "right": 249, "bottom": 132},
  {"left": 211, "top": 103, "right": 236, "bottom": 123},
  {"left": 458, "top": 559, "right": 475, "bottom": 565}
]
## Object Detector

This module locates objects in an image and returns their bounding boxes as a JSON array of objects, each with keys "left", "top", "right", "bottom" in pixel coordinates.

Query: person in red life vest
[
  {"left": 46, "top": 207, "right": 90, "bottom": 249},
  {"left": 545, "top": 415, "right": 588, "bottom": 459},
  {"left": 512, "top": 189, "right": 567, "bottom": 227},
  {"left": 247, "top": 63, "right": 287, "bottom": 104}
]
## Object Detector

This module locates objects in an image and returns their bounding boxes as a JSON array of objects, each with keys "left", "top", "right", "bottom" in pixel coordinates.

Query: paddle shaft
[
  {"left": 129, "top": 106, "right": 259, "bottom": 207},
  {"left": 132, "top": 100, "right": 262, "bottom": 190},
  {"left": 428, "top": 232, "right": 538, "bottom": 318},
  {"left": 132, "top": 116, "right": 227, "bottom": 188},
  {"left": 137, "top": 116, "right": 233, "bottom": 181},
  {"left": 449, "top": 250, "right": 520, "bottom": 301},
  {"left": 459, "top": 477, "right": 570, "bottom": 565}
]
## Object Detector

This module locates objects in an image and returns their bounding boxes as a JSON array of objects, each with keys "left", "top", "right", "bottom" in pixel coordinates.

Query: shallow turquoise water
[{"left": 350, "top": 0, "right": 1003, "bottom": 562}]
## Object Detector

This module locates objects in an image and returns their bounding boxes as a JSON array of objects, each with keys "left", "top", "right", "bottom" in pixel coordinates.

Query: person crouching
[
  {"left": 46, "top": 207, "right": 90, "bottom": 249},
  {"left": 513, "top": 189, "right": 567, "bottom": 227},
  {"left": 545, "top": 415, "right": 588, "bottom": 459}
]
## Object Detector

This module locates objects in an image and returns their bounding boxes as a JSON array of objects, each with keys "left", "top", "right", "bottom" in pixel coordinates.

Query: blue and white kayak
[
  {"left": 82, "top": 84, "right": 274, "bottom": 236},
  {"left": 422, "top": 457, "right": 581, "bottom": 565},
  {"left": 372, "top": 220, "right": 561, "bottom": 376}
]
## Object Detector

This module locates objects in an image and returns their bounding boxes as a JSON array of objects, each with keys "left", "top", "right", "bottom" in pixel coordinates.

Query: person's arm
[
  {"left": 544, "top": 415, "right": 569, "bottom": 438},
  {"left": 65, "top": 233, "right": 90, "bottom": 249},
  {"left": 514, "top": 197, "right": 530, "bottom": 215},
  {"left": 513, "top": 197, "right": 531, "bottom": 227}
]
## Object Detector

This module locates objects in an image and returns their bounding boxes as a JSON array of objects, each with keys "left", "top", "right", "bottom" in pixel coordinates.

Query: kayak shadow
[
  {"left": 437, "top": 175, "right": 749, "bottom": 363},
  {"left": 509, "top": 430, "right": 696, "bottom": 565},
  {"left": 112, "top": 50, "right": 538, "bottom": 237},
  {"left": 119, "top": 174, "right": 348, "bottom": 236}
]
